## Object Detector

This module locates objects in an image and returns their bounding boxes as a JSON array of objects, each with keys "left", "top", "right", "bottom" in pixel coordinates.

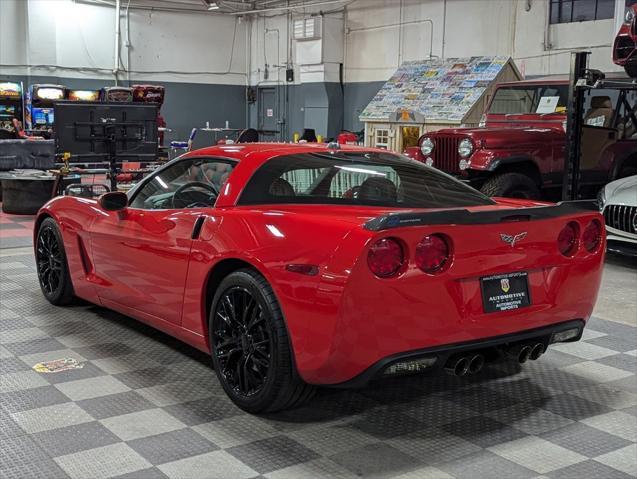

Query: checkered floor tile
[
  {"left": 0, "top": 248, "right": 636, "bottom": 478},
  {"left": 0, "top": 210, "right": 34, "bottom": 249}
]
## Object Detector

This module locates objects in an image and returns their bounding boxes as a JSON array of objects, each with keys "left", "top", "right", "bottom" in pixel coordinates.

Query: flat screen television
[{"left": 54, "top": 101, "right": 158, "bottom": 163}]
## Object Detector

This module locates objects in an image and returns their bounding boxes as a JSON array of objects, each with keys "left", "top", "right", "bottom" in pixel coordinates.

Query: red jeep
[
  {"left": 410, "top": 78, "right": 637, "bottom": 199},
  {"left": 613, "top": 4, "right": 637, "bottom": 78}
]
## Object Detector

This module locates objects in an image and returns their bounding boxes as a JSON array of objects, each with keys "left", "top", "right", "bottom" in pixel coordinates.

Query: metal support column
[{"left": 562, "top": 51, "right": 589, "bottom": 201}]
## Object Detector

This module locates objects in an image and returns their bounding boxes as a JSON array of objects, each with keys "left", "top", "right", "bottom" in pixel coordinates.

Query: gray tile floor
[{"left": 1, "top": 247, "right": 636, "bottom": 479}]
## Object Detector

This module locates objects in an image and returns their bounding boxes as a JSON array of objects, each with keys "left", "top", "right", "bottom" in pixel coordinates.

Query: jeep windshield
[{"left": 489, "top": 84, "right": 569, "bottom": 115}]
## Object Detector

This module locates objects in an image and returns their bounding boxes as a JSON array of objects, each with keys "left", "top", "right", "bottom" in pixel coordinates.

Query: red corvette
[
  {"left": 613, "top": 4, "right": 637, "bottom": 77},
  {"left": 35, "top": 143, "right": 605, "bottom": 412}
]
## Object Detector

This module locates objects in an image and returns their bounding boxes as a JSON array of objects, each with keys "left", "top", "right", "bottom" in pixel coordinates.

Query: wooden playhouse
[{"left": 360, "top": 56, "right": 521, "bottom": 152}]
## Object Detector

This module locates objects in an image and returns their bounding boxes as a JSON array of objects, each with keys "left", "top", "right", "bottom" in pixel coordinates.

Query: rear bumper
[{"left": 332, "top": 319, "right": 584, "bottom": 388}]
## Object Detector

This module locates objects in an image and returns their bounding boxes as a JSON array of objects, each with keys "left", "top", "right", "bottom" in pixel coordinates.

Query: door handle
[{"left": 191, "top": 215, "right": 206, "bottom": 239}]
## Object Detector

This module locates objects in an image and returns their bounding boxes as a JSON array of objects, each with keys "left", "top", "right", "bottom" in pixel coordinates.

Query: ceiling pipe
[
  {"left": 75, "top": 0, "right": 220, "bottom": 14},
  {"left": 226, "top": 0, "right": 349, "bottom": 15},
  {"left": 114, "top": 0, "right": 121, "bottom": 84},
  {"left": 346, "top": 19, "right": 436, "bottom": 60}
]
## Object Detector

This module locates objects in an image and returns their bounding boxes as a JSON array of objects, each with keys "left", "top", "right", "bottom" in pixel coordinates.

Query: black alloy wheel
[
  {"left": 212, "top": 286, "right": 272, "bottom": 398},
  {"left": 209, "top": 269, "right": 314, "bottom": 413},
  {"left": 35, "top": 218, "right": 74, "bottom": 305}
]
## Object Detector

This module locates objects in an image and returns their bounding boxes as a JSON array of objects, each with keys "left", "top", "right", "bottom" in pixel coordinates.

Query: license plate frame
[{"left": 480, "top": 271, "right": 531, "bottom": 313}]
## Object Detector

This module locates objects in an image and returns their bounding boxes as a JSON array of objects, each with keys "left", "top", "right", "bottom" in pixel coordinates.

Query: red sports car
[
  {"left": 613, "top": 4, "right": 637, "bottom": 77},
  {"left": 35, "top": 143, "right": 605, "bottom": 412}
]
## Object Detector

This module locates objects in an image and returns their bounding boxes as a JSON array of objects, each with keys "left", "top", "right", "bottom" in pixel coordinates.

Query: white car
[{"left": 598, "top": 175, "right": 637, "bottom": 256}]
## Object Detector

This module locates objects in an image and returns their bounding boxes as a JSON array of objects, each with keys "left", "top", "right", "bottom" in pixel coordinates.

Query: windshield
[
  {"left": 489, "top": 84, "right": 569, "bottom": 115},
  {"left": 238, "top": 152, "right": 495, "bottom": 208}
]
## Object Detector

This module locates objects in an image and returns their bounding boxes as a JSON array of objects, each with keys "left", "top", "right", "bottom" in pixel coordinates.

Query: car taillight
[
  {"left": 368, "top": 238, "right": 404, "bottom": 278},
  {"left": 582, "top": 219, "right": 602, "bottom": 252},
  {"left": 558, "top": 222, "right": 579, "bottom": 256},
  {"left": 416, "top": 234, "right": 450, "bottom": 273}
]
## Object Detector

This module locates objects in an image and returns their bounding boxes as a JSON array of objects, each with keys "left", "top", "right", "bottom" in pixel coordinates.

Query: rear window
[
  {"left": 238, "top": 152, "right": 495, "bottom": 208},
  {"left": 489, "top": 84, "right": 569, "bottom": 115}
]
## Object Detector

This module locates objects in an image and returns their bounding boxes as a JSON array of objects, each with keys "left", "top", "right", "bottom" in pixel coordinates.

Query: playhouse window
[{"left": 374, "top": 129, "right": 390, "bottom": 149}]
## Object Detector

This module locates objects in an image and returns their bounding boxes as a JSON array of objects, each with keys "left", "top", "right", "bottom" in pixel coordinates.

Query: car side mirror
[{"left": 98, "top": 191, "right": 128, "bottom": 211}]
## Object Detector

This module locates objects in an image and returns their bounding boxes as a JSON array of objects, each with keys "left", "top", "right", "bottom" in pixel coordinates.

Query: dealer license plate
[{"left": 480, "top": 272, "right": 531, "bottom": 313}]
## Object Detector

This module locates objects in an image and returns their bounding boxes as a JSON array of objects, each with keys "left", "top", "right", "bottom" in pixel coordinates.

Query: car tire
[
  {"left": 625, "top": 63, "right": 637, "bottom": 78},
  {"left": 209, "top": 268, "right": 314, "bottom": 413},
  {"left": 35, "top": 218, "right": 75, "bottom": 306},
  {"left": 481, "top": 172, "right": 541, "bottom": 200}
]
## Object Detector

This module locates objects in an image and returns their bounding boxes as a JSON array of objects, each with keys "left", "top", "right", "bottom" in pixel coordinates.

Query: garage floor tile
[
  {"left": 99, "top": 408, "right": 186, "bottom": 441},
  {"left": 54, "top": 443, "right": 152, "bottom": 479},
  {"left": 488, "top": 436, "right": 587, "bottom": 474},
  {"left": 547, "top": 459, "right": 635, "bottom": 479},
  {"left": 54, "top": 376, "right": 131, "bottom": 401},
  {"left": 329, "top": 442, "right": 424, "bottom": 479},
  {"left": 10, "top": 402, "right": 94, "bottom": 434},
  {"left": 126, "top": 428, "right": 218, "bottom": 465},
  {"left": 157, "top": 450, "right": 257, "bottom": 479}
]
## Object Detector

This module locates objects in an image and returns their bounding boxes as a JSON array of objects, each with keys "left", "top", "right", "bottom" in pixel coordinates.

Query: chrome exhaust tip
[
  {"left": 468, "top": 354, "right": 485, "bottom": 375},
  {"left": 530, "top": 343, "right": 545, "bottom": 361},
  {"left": 445, "top": 356, "right": 470, "bottom": 376},
  {"left": 518, "top": 345, "right": 532, "bottom": 364}
]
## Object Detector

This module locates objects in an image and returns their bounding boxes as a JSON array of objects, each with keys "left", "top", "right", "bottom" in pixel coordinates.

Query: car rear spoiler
[{"left": 363, "top": 200, "right": 599, "bottom": 231}]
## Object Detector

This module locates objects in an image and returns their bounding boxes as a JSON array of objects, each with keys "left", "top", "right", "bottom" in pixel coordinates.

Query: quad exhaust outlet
[
  {"left": 507, "top": 342, "right": 546, "bottom": 364},
  {"left": 445, "top": 353, "right": 485, "bottom": 377},
  {"left": 445, "top": 341, "right": 546, "bottom": 377}
]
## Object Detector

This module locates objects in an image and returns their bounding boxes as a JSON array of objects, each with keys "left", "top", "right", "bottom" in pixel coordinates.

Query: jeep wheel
[{"left": 480, "top": 173, "right": 541, "bottom": 200}]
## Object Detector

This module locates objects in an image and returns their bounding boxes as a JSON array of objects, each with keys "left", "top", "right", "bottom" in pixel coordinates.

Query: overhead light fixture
[{"left": 207, "top": 2, "right": 219, "bottom": 10}]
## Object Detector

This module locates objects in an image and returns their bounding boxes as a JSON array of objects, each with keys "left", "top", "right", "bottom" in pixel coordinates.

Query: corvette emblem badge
[
  {"left": 500, "top": 232, "right": 527, "bottom": 247},
  {"left": 501, "top": 278, "right": 510, "bottom": 293}
]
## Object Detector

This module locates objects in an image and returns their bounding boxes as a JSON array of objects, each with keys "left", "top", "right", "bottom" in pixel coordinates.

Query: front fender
[{"left": 34, "top": 196, "right": 100, "bottom": 303}]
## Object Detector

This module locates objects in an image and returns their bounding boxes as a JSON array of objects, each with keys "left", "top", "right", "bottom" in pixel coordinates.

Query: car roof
[
  {"left": 183, "top": 142, "right": 392, "bottom": 165},
  {"left": 181, "top": 143, "right": 406, "bottom": 208}
]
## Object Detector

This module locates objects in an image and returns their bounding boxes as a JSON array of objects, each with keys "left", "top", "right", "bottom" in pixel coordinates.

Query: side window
[{"left": 129, "top": 158, "right": 235, "bottom": 210}]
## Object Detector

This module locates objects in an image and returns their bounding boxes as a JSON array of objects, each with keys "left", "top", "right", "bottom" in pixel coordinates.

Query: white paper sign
[
  {"left": 536, "top": 96, "right": 560, "bottom": 114},
  {"left": 266, "top": 109, "right": 274, "bottom": 117}
]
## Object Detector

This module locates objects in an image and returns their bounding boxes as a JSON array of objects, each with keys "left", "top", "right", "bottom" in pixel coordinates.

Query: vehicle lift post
[{"left": 562, "top": 51, "right": 589, "bottom": 201}]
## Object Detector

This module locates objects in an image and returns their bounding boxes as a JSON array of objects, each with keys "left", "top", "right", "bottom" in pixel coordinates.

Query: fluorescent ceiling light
[{"left": 207, "top": 2, "right": 219, "bottom": 10}]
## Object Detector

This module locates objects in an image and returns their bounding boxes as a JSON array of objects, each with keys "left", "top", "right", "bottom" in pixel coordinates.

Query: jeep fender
[{"left": 481, "top": 156, "right": 542, "bottom": 186}]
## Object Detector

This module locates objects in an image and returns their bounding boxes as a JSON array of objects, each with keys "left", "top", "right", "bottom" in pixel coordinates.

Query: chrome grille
[
  {"left": 432, "top": 136, "right": 461, "bottom": 174},
  {"left": 604, "top": 204, "right": 637, "bottom": 235}
]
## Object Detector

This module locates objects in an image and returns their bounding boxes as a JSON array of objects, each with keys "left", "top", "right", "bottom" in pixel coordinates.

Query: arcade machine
[
  {"left": 25, "top": 84, "right": 66, "bottom": 138},
  {"left": 0, "top": 81, "right": 24, "bottom": 136},
  {"left": 100, "top": 86, "right": 134, "bottom": 102},
  {"left": 66, "top": 89, "right": 100, "bottom": 102},
  {"left": 132, "top": 85, "right": 166, "bottom": 146}
]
